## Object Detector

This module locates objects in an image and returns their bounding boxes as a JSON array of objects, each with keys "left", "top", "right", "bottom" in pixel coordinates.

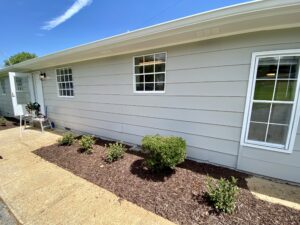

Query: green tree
[{"left": 4, "top": 52, "right": 37, "bottom": 66}]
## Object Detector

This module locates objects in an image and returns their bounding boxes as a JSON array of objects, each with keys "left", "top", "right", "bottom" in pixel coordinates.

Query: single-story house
[{"left": 1, "top": 0, "right": 300, "bottom": 183}]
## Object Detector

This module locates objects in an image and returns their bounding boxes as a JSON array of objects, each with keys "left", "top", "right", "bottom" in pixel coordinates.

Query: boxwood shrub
[
  {"left": 142, "top": 135, "right": 186, "bottom": 171},
  {"left": 79, "top": 135, "right": 95, "bottom": 154},
  {"left": 0, "top": 117, "right": 7, "bottom": 126},
  {"left": 58, "top": 132, "right": 75, "bottom": 146},
  {"left": 106, "top": 142, "right": 126, "bottom": 163},
  {"left": 206, "top": 176, "right": 239, "bottom": 214}
]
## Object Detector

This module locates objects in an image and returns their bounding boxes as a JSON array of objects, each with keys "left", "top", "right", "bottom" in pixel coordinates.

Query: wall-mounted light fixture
[{"left": 40, "top": 72, "right": 46, "bottom": 80}]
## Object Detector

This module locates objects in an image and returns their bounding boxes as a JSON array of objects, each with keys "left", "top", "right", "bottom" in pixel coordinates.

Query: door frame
[
  {"left": 32, "top": 71, "right": 45, "bottom": 115},
  {"left": 9, "top": 72, "right": 35, "bottom": 116}
]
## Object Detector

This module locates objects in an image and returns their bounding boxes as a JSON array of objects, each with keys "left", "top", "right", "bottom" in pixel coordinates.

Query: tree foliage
[{"left": 4, "top": 52, "right": 37, "bottom": 66}]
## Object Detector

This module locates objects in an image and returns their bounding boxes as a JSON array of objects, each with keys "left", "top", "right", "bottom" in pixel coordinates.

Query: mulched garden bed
[
  {"left": 0, "top": 117, "right": 19, "bottom": 131},
  {"left": 34, "top": 138, "right": 300, "bottom": 225}
]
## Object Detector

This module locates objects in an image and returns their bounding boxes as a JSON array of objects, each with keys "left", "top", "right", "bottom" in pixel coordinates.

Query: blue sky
[{"left": 0, "top": 0, "right": 250, "bottom": 67}]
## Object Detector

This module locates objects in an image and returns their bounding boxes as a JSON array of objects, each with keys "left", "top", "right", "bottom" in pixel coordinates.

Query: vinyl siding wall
[
  {"left": 0, "top": 76, "right": 14, "bottom": 117},
  {"left": 41, "top": 28, "right": 300, "bottom": 183}
]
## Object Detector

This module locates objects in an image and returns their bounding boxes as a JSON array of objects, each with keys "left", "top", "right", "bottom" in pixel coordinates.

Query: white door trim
[{"left": 9, "top": 72, "right": 34, "bottom": 116}]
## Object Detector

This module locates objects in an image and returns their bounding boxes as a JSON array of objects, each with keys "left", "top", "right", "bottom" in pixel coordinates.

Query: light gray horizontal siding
[
  {"left": 44, "top": 81, "right": 248, "bottom": 97},
  {"left": 42, "top": 27, "right": 300, "bottom": 182},
  {"left": 238, "top": 153, "right": 300, "bottom": 183},
  {"left": 292, "top": 134, "right": 300, "bottom": 152},
  {"left": 188, "top": 146, "right": 237, "bottom": 168},
  {"left": 51, "top": 113, "right": 239, "bottom": 156},
  {"left": 240, "top": 146, "right": 300, "bottom": 167},
  {"left": 43, "top": 95, "right": 246, "bottom": 113},
  {"left": 45, "top": 99, "right": 243, "bottom": 127},
  {"left": 48, "top": 107, "right": 241, "bottom": 141},
  {"left": 42, "top": 64, "right": 250, "bottom": 86}
]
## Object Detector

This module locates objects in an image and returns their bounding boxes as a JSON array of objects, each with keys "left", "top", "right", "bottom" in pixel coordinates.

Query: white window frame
[
  {"left": 56, "top": 67, "right": 74, "bottom": 98},
  {"left": 241, "top": 49, "right": 300, "bottom": 153},
  {"left": 0, "top": 78, "right": 6, "bottom": 95},
  {"left": 133, "top": 52, "right": 167, "bottom": 94}
]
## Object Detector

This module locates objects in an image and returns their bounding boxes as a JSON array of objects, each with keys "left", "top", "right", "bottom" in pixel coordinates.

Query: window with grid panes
[
  {"left": 134, "top": 53, "right": 166, "bottom": 92},
  {"left": 56, "top": 68, "right": 74, "bottom": 97},
  {"left": 243, "top": 54, "right": 300, "bottom": 152}
]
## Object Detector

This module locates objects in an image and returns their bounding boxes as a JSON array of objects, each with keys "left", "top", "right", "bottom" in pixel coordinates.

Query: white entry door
[{"left": 9, "top": 72, "right": 35, "bottom": 116}]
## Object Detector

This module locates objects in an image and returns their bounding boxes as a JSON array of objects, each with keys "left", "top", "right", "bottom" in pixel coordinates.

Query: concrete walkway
[{"left": 0, "top": 128, "right": 174, "bottom": 225}]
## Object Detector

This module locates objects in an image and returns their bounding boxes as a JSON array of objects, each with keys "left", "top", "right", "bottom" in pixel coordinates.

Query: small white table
[{"left": 21, "top": 115, "right": 53, "bottom": 132}]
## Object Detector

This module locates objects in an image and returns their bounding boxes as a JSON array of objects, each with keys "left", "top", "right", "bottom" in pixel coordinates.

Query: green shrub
[
  {"left": 206, "top": 176, "right": 239, "bottom": 214},
  {"left": 58, "top": 132, "right": 75, "bottom": 146},
  {"left": 106, "top": 142, "right": 126, "bottom": 162},
  {"left": 79, "top": 135, "right": 95, "bottom": 154},
  {"left": 0, "top": 117, "right": 7, "bottom": 126},
  {"left": 141, "top": 135, "right": 186, "bottom": 171}
]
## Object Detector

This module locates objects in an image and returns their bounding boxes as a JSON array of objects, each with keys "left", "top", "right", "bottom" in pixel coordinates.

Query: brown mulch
[
  {"left": 34, "top": 139, "right": 300, "bottom": 225},
  {"left": 0, "top": 117, "right": 19, "bottom": 131}
]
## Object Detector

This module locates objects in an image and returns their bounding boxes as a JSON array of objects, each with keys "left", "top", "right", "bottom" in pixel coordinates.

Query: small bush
[
  {"left": 106, "top": 142, "right": 126, "bottom": 162},
  {"left": 79, "top": 135, "right": 95, "bottom": 154},
  {"left": 206, "top": 176, "right": 238, "bottom": 214},
  {"left": 142, "top": 135, "right": 186, "bottom": 171},
  {"left": 0, "top": 117, "right": 7, "bottom": 126},
  {"left": 58, "top": 132, "right": 75, "bottom": 146}
]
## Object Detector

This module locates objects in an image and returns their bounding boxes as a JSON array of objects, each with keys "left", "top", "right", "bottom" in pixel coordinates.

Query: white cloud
[{"left": 42, "top": 0, "right": 92, "bottom": 30}]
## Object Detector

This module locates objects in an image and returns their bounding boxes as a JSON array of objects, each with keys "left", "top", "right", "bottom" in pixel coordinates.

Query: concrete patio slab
[
  {"left": 0, "top": 128, "right": 174, "bottom": 225},
  {"left": 247, "top": 177, "right": 300, "bottom": 210}
]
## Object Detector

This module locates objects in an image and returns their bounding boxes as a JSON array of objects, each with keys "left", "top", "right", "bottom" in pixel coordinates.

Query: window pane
[
  {"left": 278, "top": 56, "right": 299, "bottom": 79},
  {"left": 61, "top": 76, "right": 65, "bottom": 82},
  {"left": 69, "top": 75, "right": 73, "bottom": 81},
  {"left": 66, "top": 83, "right": 70, "bottom": 89},
  {"left": 68, "top": 68, "right": 72, "bottom": 74},
  {"left": 70, "top": 90, "right": 74, "bottom": 96},
  {"left": 57, "top": 69, "right": 61, "bottom": 75},
  {"left": 59, "top": 90, "right": 63, "bottom": 96},
  {"left": 155, "top": 53, "right": 166, "bottom": 63},
  {"left": 155, "top": 83, "right": 165, "bottom": 91},
  {"left": 270, "top": 103, "right": 292, "bottom": 124},
  {"left": 57, "top": 76, "right": 61, "bottom": 82},
  {"left": 64, "top": 68, "right": 68, "bottom": 74},
  {"left": 256, "top": 57, "right": 278, "bottom": 79},
  {"left": 136, "top": 75, "right": 144, "bottom": 83},
  {"left": 145, "top": 83, "right": 154, "bottom": 91},
  {"left": 136, "top": 83, "right": 144, "bottom": 91},
  {"left": 62, "top": 83, "right": 66, "bottom": 89},
  {"left": 135, "top": 57, "right": 143, "bottom": 66},
  {"left": 65, "top": 75, "right": 69, "bottom": 82},
  {"left": 63, "top": 90, "right": 66, "bottom": 96},
  {"left": 155, "top": 73, "right": 165, "bottom": 82},
  {"left": 144, "top": 55, "right": 154, "bottom": 63},
  {"left": 155, "top": 63, "right": 165, "bottom": 72},
  {"left": 254, "top": 80, "right": 275, "bottom": 100},
  {"left": 135, "top": 66, "right": 143, "bottom": 74},
  {"left": 248, "top": 122, "right": 267, "bottom": 142},
  {"left": 59, "top": 83, "right": 63, "bottom": 89},
  {"left": 70, "top": 83, "right": 73, "bottom": 89},
  {"left": 145, "top": 65, "right": 154, "bottom": 73},
  {"left": 250, "top": 103, "right": 271, "bottom": 123},
  {"left": 274, "top": 80, "right": 296, "bottom": 101},
  {"left": 266, "top": 124, "right": 288, "bottom": 145},
  {"left": 145, "top": 74, "right": 154, "bottom": 82}
]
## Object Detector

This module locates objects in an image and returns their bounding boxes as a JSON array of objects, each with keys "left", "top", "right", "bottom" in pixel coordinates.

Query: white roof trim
[{"left": 1, "top": 0, "right": 300, "bottom": 73}]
